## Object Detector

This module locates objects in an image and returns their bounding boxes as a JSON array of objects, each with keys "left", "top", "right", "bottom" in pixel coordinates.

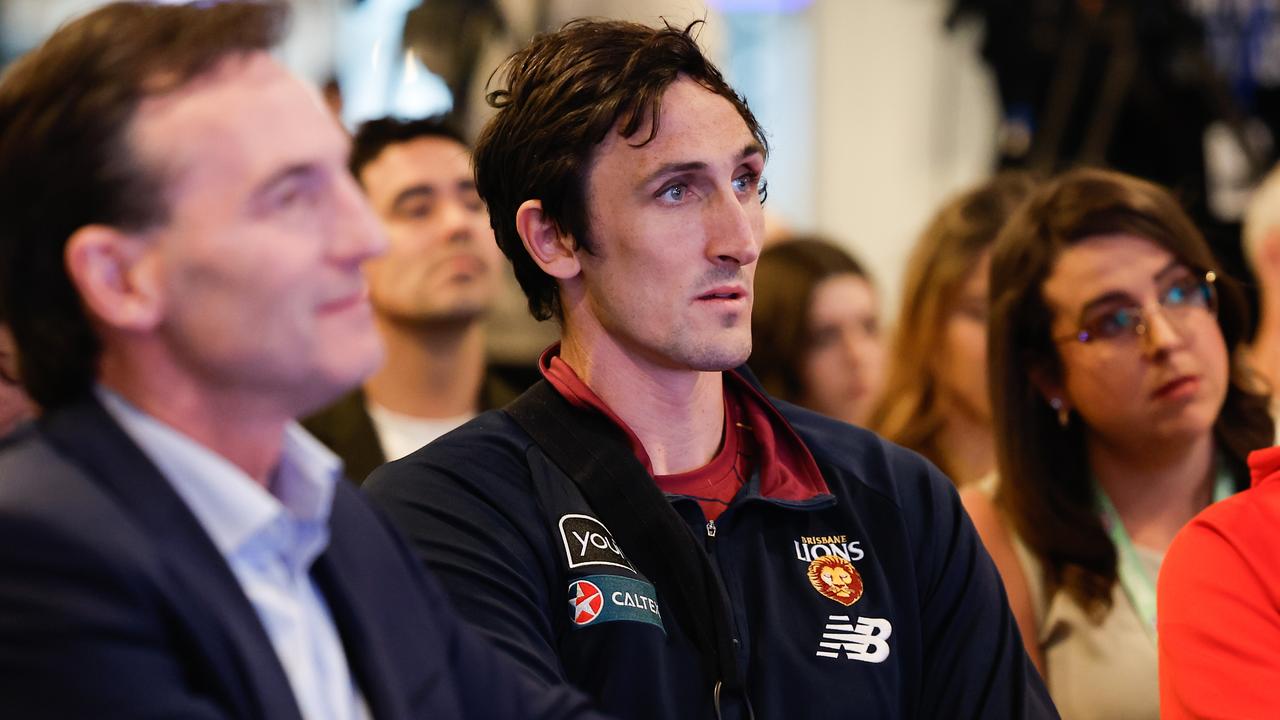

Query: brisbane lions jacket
[{"left": 364, "top": 376, "right": 1058, "bottom": 720}]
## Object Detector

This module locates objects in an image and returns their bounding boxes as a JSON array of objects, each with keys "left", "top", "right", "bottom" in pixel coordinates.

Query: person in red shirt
[{"left": 1159, "top": 445, "right": 1280, "bottom": 718}]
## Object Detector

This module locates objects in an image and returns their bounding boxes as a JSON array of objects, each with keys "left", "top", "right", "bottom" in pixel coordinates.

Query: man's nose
[
  {"left": 332, "top": 173, "right": 387, "bottom": 264},
  {"left": 438, "top": 198, "right": 475, "bottom": 245},
  {"left": 704, "top": 190, "right": 762, "bottom": 267}
]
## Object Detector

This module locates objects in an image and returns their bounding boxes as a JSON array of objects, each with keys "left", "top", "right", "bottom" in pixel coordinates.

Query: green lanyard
[{"left": 1093, "top": 465, "right": 1235, "bottom": 642}]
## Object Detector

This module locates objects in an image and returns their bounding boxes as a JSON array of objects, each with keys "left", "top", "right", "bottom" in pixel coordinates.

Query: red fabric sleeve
[{"left": 1158, "top": 501, "right": 1280, "bottom": 719}]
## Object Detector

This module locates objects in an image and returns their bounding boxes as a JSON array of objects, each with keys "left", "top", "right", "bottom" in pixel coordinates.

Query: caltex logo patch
[
  {"left": 569, "top": 579, "right": 604, "bottom": 625},
  {"left": 565, "top": 575, "right": 665, "bottom": 633}
]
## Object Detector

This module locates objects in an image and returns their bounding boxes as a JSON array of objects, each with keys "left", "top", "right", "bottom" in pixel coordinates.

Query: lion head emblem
[{"left": 806, "top": 555, "right": 863, "bottom": 606}]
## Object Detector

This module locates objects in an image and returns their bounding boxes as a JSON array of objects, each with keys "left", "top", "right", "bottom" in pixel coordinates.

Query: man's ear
[
  {"left": 64, "top": 225, "right": 163, "bottom": 332},
  {"left": 515, "top": 199, "right": 582, "bottom": 280}
]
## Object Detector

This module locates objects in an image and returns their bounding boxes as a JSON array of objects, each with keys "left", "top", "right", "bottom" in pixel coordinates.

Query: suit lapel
[
  {"left": 302, "top": 389, "right": 385, "bottom": 484},
  {"left": 312, "top": 488, "right": 406, "bottom": 720},
  {"left": 40, "top": 398, "right": 305, "bottom": 720}
]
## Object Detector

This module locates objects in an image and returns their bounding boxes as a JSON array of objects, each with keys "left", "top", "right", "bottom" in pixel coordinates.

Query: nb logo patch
[
  {"left": 815, "top": 615, "right": 892, "bottom": 663},
  {"left": 559, "top": 514, "right": 635, "bottom": 571}
]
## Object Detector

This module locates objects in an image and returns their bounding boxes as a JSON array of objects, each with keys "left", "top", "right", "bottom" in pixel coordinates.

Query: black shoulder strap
[{"left": 505, "top": 380, "right": 743, "bottom": 696}]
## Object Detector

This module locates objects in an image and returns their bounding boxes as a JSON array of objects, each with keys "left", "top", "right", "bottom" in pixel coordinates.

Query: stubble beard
[{"left": 664, "top": 321, "right": 753, "bottom": 372}]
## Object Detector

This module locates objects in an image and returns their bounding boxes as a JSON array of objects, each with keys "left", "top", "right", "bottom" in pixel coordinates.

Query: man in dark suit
[
  {"left": 304, "top": 117, "right": 525, "bottom": 482},
  {"left": 0, "top": 3, "right": 607, "bottom": 719}
]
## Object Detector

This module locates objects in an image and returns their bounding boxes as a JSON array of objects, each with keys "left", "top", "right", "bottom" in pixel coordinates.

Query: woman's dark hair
[
  {"left": 0, "top": 0, "right": 288, "bottom": 409},
  {"left": 472, "top": 18, "right": 767, "bottom": 321},
  {"left": 988, "top": 167, "right": 1274, "bottom": 612},
  {"left": 749, "top": 237, "right": 871, "bottom": 402}
]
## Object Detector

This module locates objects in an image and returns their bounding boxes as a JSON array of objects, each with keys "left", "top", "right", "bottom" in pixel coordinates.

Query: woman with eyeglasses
[{"left": 961, "top": 167, "right": 1274, "bottom": 720}]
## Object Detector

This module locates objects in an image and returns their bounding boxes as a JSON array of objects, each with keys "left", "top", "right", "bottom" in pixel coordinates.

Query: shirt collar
[
  {"left": 536, "top": 343, "right": 830, "bottom": 502},
  {"left": 95, "top": 385, "right": 341, "bottom": 556}
]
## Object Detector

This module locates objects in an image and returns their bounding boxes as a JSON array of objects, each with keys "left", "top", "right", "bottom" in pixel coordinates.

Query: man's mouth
[
  {"left": 317, "top": 286, "right": 369, "bottom": 315},
  {"left": 696, "top": 286, "right": 747, "bottom": 302}
]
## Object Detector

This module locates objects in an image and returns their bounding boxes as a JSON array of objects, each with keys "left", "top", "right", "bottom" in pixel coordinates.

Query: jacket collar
[
  {"left": 37, "top": 395, "right": 408, "bottom": 720},
  {"left": 1248, "top": 445, "right": 1280, "bottom": 489},
  {"left": 40, "top": 395, "right": 304, "bottom": 719},
  {"left": 537, "top": 344, "right": 831, "bottom": 503}
]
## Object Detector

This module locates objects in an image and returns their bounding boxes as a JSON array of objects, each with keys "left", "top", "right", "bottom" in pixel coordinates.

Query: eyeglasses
[{"left": 1053, "top": 270, "right": 1218, "bottom": 346}]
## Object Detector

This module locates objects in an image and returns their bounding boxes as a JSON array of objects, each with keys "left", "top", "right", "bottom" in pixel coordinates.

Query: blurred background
[{"left": 4, "top": 0, "right": 1277, "bottom": 342}]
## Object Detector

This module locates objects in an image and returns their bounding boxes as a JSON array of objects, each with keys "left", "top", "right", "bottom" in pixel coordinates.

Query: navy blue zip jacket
[{"left": 364, "top": 375, "right": 1057, "bottom": 720}]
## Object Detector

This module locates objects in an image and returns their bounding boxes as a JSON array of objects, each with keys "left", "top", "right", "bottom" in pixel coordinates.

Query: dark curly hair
[{"left": 473, "top": 18, "right": 767, "bottom": 321}]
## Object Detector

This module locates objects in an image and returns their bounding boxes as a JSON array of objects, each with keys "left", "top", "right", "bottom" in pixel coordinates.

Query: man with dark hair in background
[
  {"left": 0, "top": 3, "right": 607, "bottom": 718},
  {"left": 305, "top": 117, "right": 515, "bottom": 482},
  {"left": 366, "top": 17, "right": 1057, "bottom": 720}
]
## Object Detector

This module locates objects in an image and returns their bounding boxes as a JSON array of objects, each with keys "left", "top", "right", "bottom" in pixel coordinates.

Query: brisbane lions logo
[{"left": 807, "top": 555, "right": 863, "bottom": 607}]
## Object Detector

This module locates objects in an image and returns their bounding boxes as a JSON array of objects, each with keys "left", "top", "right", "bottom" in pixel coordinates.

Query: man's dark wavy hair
[
  {"left": 0, "top": 0, "right": 288, "bottom": 409},
  {"left": 473, "top": 18, "right": 767, "bottom": 321},
  {"left": 349, "top": 115, "right": 469, "bottom": 183}
]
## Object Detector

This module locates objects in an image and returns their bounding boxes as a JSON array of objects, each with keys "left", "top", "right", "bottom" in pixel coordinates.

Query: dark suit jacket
[
  {"left": 304, "top": 364, "right": 534, "bottom": 484},
  {"left": 0, "top": 396, "right": 604, "bottom": 719}
]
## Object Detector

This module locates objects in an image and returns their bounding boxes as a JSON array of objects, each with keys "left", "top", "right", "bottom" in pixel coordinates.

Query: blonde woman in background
[{"left": 869, "top": 172, "right": 1034, "bottom": 486}]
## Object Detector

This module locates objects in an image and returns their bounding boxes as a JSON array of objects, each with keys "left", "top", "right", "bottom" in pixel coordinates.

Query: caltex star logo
[{"left": 568, "top": 579, "right": 604, "bottom": 625}]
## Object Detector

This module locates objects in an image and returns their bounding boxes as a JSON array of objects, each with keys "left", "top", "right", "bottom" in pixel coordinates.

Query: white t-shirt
[{"left": 365, "top": 400, "right": 474, "bottom": 462}]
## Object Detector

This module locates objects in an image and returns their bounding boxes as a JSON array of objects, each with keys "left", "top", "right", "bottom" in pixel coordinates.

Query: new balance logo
[{"left": 815, "top": 615, "right": 892, "bottom": 663}]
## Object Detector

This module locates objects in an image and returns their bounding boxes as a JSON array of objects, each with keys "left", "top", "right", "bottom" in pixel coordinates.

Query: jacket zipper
[{"left": 703, "top": 515, "right": 754, "bottom": 718}]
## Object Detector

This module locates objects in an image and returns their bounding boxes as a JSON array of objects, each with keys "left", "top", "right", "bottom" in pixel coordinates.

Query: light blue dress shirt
[{"left": 97, "top": 387, "right": 371, "bottom": 720}]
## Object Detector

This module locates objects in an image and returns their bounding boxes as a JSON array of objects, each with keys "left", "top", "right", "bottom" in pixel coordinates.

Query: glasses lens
[
  {"left": 1082, "top": 306, "right": 1143, "bottom": 341},
  {"left": 1162, "top": 277, "right": 1205, "bottom": 307},
  {"left": 1071, "top": 273, "right": 1218, "bottom": 345},
  {"left": 1159, "top": 275, "right": 1218, "bottom": 317}
]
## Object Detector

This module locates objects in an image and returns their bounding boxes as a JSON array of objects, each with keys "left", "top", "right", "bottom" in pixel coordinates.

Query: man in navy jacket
[
  {"left": 0, "top": 3, "right": 607, "bottom": 718},
  {"left": 366, "top": 17, "right": 1058, "bottom": 720}
]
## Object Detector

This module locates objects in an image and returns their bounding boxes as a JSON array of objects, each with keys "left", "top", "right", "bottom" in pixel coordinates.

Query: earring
[{"left": 1049, "top": 397, "right": 1070, "bottom": 427}]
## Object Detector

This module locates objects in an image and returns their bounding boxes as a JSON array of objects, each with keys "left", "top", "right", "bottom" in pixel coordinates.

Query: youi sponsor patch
[
  {"left": 559, "top": 514, "right": 635, "bottom": 571},
  {"left": 567, "top": 574, "right": 665, "bottom": 633}
]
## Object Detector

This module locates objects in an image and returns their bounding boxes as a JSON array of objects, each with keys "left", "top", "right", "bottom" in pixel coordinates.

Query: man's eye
[
  {"left": 272, "top": 184, "right": 311, "bottom": 210},
  {"left": 399, "top": 202, "right": 434, "bottom": 219},
  {"left": 660, "top": 184, "right": 686, "bottom": 202},
  {"left": 733, "top": 172, "right": 759, "bottom": 193}
]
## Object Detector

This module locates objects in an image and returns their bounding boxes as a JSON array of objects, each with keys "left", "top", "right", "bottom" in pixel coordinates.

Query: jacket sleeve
[
  {"left": 363, "top": 431, "right": 585, "bottom": 699},
  {"left": 906, "top": 460, "right": 1059, "bottom": 719},
  {"left": 0, "top": 506, "right": 229, "bottom": 719},
  {"left": 1157, "top": 515, "right": 1280, "bottom": 720},
  {"left": 397, "top": 514, "right": 615, "bottom": 720}
]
